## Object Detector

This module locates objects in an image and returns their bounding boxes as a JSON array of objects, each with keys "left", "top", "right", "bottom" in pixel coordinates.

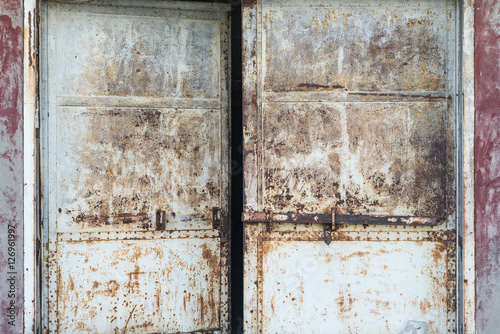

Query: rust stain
[
  {"left": 264, "top": 8, "right": 445, "bottom": 93},
  {"left": 420, "top": 299, "right": 432, "bottom": 314},
  {"left": 336, "top": 290, "right": 354, "bottom": 313},
  {"left": 68, "top": 275, "right": 75, "bottom": 291},
  {"left": 59, "top": 108, "right": 220, "bottom": 230},
  {"left": 431, "top": 241, "right": 447, "bottom": 263},
  {"left": 244, "top": 2, "right": 458, "bottom": 333}
]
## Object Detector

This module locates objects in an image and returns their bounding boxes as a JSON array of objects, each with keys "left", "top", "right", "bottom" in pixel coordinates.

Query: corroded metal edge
[
  {"left": 462, "top": 0, "right": 475, "bottom": 332},
  {"left": 40, "top": 2, "right": 233, "bottom": 333},
  {"left": 242, "top": 0, "right": 259, "bottom": 213}
]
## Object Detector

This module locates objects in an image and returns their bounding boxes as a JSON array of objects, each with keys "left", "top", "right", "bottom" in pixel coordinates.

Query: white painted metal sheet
[{"left": 57, "top": 237, "right": 221, "bottom": 333}]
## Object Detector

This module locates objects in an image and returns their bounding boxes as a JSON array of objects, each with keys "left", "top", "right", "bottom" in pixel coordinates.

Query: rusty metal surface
[
  {"left": 55, "top": 106, "right": 221, "bottom": 231},
  {"left": 244, "top": 223, "right": 457, "bottom": 333},
  {"left": 242, "top": 211, "right": 437, "bottom": 226},
  {"left": 242, "top": 0, "right": 459, "bottom": 332},
  {"left": 263, "top": 101, "right": 453, "bottom": 218},
  {"left": 56, "top": 238, "right": 221, "bottom": 333},
  {"left": 257, "top": 225, "right": 456, "bottom": 333},
  {"left": 243, "top": 0, "right": 457, "bottom": 219},
  {"left": 42, "top": 1, "right": 231, "bottom": 333}
]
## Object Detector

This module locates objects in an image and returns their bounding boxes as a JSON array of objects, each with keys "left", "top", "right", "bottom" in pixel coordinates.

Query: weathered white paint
[
  {"left": 56, "top": 237, "right": 222, "bottom": 333},
  {"left": 261, "top": 239, "right": 452, "bottom": 333},
  {"left": 243, "top": 0, "right": 462, "bottom": 332}
]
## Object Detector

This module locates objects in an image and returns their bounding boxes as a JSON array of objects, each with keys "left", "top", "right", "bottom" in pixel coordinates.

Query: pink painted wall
[
  {"left": 0, "top": 0, "right": 23, "bottom": 332},
  {"left": 475, "top": 0, "right": 500, "bottom": 332}
]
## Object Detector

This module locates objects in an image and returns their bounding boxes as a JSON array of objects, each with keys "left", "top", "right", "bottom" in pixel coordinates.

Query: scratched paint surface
[
  {"left": 263, "top": 4, "right": 447, "bottom": 93},
  {"left": 56, "top": 5, "right": 220, "bottom": 99},
  {"left": 243, "top": 0, "right": 458, "bottom": 333},
  {"left": 0, "top": 0, "right": 23, "bottom": 332},
  {"left": 475, "top": 0, "right": 500, "bottom": 332},
  {"left": 264, "top": 101, "right": 449, "bottom": 217},
  {"left": 43, "top": 1, "right": 230, "bottom": 332}
]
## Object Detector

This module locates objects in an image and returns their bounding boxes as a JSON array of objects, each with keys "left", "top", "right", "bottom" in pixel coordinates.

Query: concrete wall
[
  {"left": 475, "top": 0, "right": 500, "bottom": 332},
  {"left": 0, "top": 0, "right": 24, "bottom": 332}
]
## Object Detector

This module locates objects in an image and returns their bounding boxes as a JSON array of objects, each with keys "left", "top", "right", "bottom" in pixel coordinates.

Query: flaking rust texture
[
  {"left": 264, "top": 101, "right": 449, "bottom": 217},
  {"left": 263, "top": 6, "right": 446, "bottom": 93},
  {"left": 57, "top": 8, "right": 221, "bottom": 99},
  {"left": 259, "top": 1, "right": 455, "bottom": 219},
  {"left": 257, "top": 232, "right": 456, "bottom": 333},
  {"left": 56, "top": 238, "right": 221, "bottom": 333},
  {"left": 57, "top": 107, "right": 220, "bottom": 231},
  {"left": 52, "top": 6, "right": 224, "bottom": 231}
]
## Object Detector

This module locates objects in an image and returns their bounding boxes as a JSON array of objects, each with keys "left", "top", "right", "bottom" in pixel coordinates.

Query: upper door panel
[
  {"left": 244, "top": 0, "right": 456, "bottom": 221},
  {"left": 262, "top": 2, "right": 450, "bottom": 93},
  {"left": 46, "top": 1, "right": 230, "bottom": 232}
]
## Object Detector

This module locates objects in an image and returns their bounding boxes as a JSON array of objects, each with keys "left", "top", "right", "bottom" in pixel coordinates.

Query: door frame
[{"left": 22, "top": 0, "right": 476, "bottom": 332}]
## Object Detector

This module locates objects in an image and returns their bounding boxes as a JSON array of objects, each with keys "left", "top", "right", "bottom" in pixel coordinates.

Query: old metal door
[
  {"left": 242, "top": 0, "right": 459, "bottom": 332},
  {"left": 41, "top": 1, "right": 230, "bottom": 333}
]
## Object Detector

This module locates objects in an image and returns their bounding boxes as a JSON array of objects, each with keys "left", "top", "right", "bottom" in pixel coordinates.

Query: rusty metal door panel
[
  {"left": 244, "top": 0, "right": 457, "bottom": 216},
  {"left": 255, "top": 229, "right": 455, "bottom": 333},
  {"left": 55, "top": 107, "right": 221, "bottom": 231},
  {"left": 261, "top": 2, "right": 451, "bottom": 94},
  {"left": 42, "top": 1, "right": 230, "bottom": 333},
  {"left": 243, "top": 0, "right": 459, "bottom": 332},
  {"left": 263, "top": 101, "right": 450, "bottom": 216},
  {"left": 56, "top": 237, "right": 221, "bottom": 333}
]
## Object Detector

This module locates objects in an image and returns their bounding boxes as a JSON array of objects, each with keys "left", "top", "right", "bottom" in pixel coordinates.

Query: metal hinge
[{"left": 241, "top": 209, "right": 437, "bottom": 245}]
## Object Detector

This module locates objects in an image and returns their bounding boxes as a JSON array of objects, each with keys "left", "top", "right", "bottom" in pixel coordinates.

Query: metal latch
[
  {"left": 241, "top": 209, "right": 437, "bottom": 245},
  {"left": 323, "top": 207, "right": 336, "bottom": 245},
  {"left": 156, "top": 210, "right": 166, "bottom": 231},
  {"left": 213, "top": 207, "right": 221, "bottom": 229},
  {"left": 213, "top": 207, "right": 228, "bottom": 243}
]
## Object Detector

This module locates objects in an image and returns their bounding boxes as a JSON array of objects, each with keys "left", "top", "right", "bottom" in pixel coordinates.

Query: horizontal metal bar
[{"left": 241, "top": 212, "right": 437, "bottom": 226}]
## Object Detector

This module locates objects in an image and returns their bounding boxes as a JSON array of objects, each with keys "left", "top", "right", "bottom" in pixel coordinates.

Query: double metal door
[{"left": 41, "top": 0, "right": 461, "bottom": 333}]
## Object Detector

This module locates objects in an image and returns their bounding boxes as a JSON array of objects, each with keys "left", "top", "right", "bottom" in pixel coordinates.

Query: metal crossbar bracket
[
  {"left": 241, "top": 210, "right": 437, "bottom": 227},
  {"left": 213, "top": 207, "right": 221, "bottom": 229}
]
